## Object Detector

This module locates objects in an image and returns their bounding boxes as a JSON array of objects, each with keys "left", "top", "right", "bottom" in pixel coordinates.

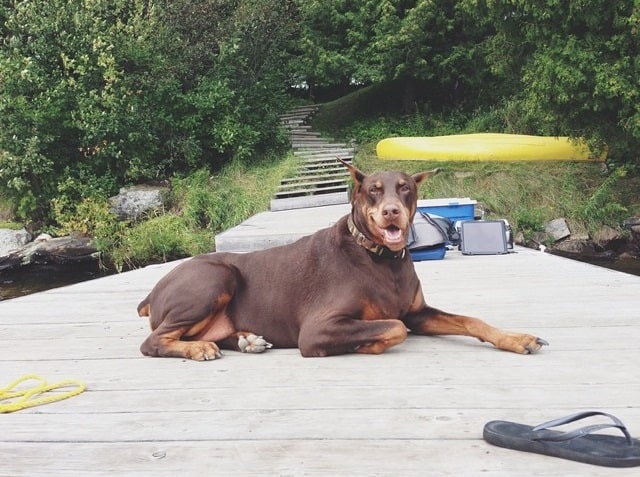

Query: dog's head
[{"left": 340, "top": 159, "right": 437, "bottom": 252}]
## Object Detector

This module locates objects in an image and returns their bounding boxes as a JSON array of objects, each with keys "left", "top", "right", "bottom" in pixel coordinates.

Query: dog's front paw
[
  {"left": 187, "top": 341, "right": 223, "bottom": 361},
  {"left": 497, "top": 332, "right": 548, "bottom": 354},
  {"left": 238, "top": 334, "right": 273, "bottom": 353}
]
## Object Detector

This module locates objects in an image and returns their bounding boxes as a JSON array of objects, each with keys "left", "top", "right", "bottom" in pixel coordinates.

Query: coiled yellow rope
[{"left": 0, "top": 374, "right": 86, "bottom": 413}]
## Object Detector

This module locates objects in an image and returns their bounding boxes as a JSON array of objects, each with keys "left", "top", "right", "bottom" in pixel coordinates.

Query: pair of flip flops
[{"left": 483, "top": 411, "right": 640, "bottom": 468}]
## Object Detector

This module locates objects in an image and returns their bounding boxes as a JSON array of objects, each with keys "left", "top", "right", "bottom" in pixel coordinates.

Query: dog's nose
[{"left": 382, "top": 204, "right": 401, "bottom": 219}]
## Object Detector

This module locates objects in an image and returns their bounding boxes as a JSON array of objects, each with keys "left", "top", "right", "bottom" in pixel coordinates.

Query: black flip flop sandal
[{"left": 483, "top": 411, "right": 640, "bottom": 467}]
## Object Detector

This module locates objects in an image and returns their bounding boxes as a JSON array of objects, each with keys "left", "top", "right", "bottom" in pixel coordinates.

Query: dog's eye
[
  {"left": 399, "top": 183, "right": 410, "bottom": 193},
  {"left": 369, "top": 185, "right": 381, "bottom": 195}
]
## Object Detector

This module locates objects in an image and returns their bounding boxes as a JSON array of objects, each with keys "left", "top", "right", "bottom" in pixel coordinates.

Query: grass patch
[
  {"left": 311, "top": 84, "right": 638, "bottom": 241},
  {"left": 102, "top": 213, "right": 211, "bottom": 271},
  {"left": 0, "top": 221, "right": 23, "bottom": 230},
  {"left": 354, "top": 141, "right": 632, "bottom": 239}
]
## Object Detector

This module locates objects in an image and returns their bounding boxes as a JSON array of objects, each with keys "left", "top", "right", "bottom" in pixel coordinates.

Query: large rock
[
  {"left": 0, "top": 228, "right": 32, "bottom": 256},
  {"left": 550, "top": 238, "right": 616, "bottom": 261},
  {"left": 552, "top": 239, "right": 596, "bottom": 256},
  {"left": 109, "top": 185, "right": 169, "bottom": 220},
  {"left": 0, "top": 235, "right": 99, "bottom": 272},
  {"left": 623, "top": 216, "right": 640, "bottom": 229},
  {"left": 624, "top": 216, "right": 640, "bottom": 243},
  {"left": 593, "top": 225, "right": 623, "bottom": 250},
  {"left": 545, "top": 218, "right": 571, "bottom": 242}
]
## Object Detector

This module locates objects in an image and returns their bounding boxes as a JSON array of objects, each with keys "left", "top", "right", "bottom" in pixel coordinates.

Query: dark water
[
  {"left": 0, "top": 263, "right": 110, "bottom": 301},
  {"left": 575, "top": 256, "right": 640, "bottom": 276},
  {"left": 1, "top": 256, "right": 638, "bottom": 301}
]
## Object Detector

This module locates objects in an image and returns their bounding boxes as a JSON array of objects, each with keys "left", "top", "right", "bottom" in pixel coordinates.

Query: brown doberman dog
[{"left": 138, "top": 160, "right": 547, "bottom": 360}]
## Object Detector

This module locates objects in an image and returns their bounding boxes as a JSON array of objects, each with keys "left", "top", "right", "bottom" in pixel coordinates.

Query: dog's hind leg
[
  {"left": 139, "top": 259, "right": 241, "bottom": 360},
  {"left": 140, "top": 325, "right": 223, "bottom": 360}
]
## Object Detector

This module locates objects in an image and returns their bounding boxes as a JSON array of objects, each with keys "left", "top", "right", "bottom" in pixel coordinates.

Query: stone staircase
[{"left": 271, "top": 105, "right": 354, "bottom": 211}]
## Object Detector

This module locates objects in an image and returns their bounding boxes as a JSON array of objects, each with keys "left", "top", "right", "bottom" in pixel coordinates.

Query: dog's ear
[
  {"left": 337, "top": 157, "right": 366, "bottom": 185},
  {"left": 412, "top": 168, "right": 439, "bottom": 188}
]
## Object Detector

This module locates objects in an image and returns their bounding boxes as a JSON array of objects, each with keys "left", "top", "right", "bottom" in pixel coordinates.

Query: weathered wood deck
[{"left": 2, "top": 241, "right": 639, "bottom": 476}]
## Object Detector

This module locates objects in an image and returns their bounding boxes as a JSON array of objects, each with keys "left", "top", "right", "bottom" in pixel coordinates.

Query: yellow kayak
[{"left": 376, "top": 133, "right": 606, "bottom": 162}]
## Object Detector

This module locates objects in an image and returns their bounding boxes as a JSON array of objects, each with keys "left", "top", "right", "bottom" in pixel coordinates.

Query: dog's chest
[{"left": 356, "top": 262, "right": 418, "bottom": 321}]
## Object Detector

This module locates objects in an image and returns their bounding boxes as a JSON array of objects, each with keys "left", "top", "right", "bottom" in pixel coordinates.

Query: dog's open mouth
[{"left": 379, "top": 224, "right": 404, "bottom": 246}]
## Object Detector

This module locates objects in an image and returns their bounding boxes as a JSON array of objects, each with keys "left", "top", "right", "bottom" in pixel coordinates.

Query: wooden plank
[
  {"left": 1, "top": 234, "right": 639, "bottom": 477},
  {"left": 294, "top": 148, "right": 355, "bottom": 155},
  {"left": 2, "top": 323, "right": 638, "bottom": 352},
  {"left": 2, "top": 372, "right": 639, "bottom": 412},
  {"left": 279, "top": 106, "right": 318, "bottom": 117},
  {"left": 294, "top": 165, "right": 349, "bottom": 174},
  {"left": 289, "top": 132, "right": 321, "bottom": 138},
  {"left": 280, "top": 169, "right": 349, "bottom": 179},
  {"left": 290, "top": 137, "right": 333, "bottom": 143},
  {"left": 4, "top": 407, "right": 640, "bottom": 442},
  {"left": 277, "top": 178, "right": 348, "bottom": 191},
  {"left": 285, "top": 124, "right": 313, "bottom": 129},
  {"left": 273, "top": 184, "right": 348, "bottom": 198},
  {"left": 4, "top": 440, "right": 637, "bottom": 477},
  {"left": 300, "top": 155, "right": 352, "bottom": 164},
  {"left": 280, "top": 175, "right": 348, "bottom": 184},
  {"left": 293, "top": 143, "right": 351, "bottom": 150},
  {"left": 270, "top": 191, "right": 349, "bottom": 210}
]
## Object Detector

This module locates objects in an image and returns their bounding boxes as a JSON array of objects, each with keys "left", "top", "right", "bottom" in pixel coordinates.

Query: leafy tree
[
  {"left": 0, "top": 0, "right": 178, "bottom": 219},
  {"left": 0, "top": 0, "right": 299, "bottom": 222},
  {"left": 295, "top": 0, "right": 494, "bottom": 111},
  {"left": 476, "top": 0, "right": 640, "bottom": 163}
]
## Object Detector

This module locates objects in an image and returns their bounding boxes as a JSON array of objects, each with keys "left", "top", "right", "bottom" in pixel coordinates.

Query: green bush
[
  {"left": 578, "top": 167, "right": 629, "bottom": 231},
  {"left": 0, "top": 0, "right": 297, "bottom": 224},
  {"left": 52, "top": 196, "right": 120, "bottom": 238},
  {"left": 99, "top": 154, "right": 298, "bottom": 271},
  {"left": 105, "top": 214, "right": 212, "bottom": 272}
]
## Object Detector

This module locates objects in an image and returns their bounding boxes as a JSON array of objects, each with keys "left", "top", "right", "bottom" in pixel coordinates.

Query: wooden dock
[{"left": 2, "top": 234, "right": 640, "bottom": 475}]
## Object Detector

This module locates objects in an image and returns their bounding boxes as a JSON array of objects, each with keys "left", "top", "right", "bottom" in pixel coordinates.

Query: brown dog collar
[{"left": 347, "top": 215, "right": 406, "bottom": 260}]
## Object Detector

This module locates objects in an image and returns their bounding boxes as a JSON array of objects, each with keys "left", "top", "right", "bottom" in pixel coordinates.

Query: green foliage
[
  {"left": 0, "top": 0, "right": 298, "bottom": 224},
  {"left": 296, "top": 0, "right": 497, "bottom": 110},
  {"left": 340, "top": 111, "right": 469, "bottom": 143},
  {"left": 105, "top": 213, "right": 211, "bottom": 272},
  {"left": 300, "top": 0, "right": 640, "bottom": 164},
  {"left": 513, "top": 208, "right": 546, "bottom": 234},
  {"left": 172, "top": 156, "right": 299, "bottom": 233},
  {"left": 52, "top": 196, "right": 121, "bottom": 238},
  {"left": 0, "top": 220, "right": 22, "bottom": 230},
  {"left": 1, "top": 0, "right": 639, "bottom": 266},
  {"left": 353, "top": 133, "right": 635, "bottom": 244},
  {"left": 476, "top": 0, "right": 640, "bottom": 164},
  {"left": 100, "top": 153, "right": 299, "bottom": 271},
  {"left": 578, "top": 167, "right": 629, "bottom": 230}
]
